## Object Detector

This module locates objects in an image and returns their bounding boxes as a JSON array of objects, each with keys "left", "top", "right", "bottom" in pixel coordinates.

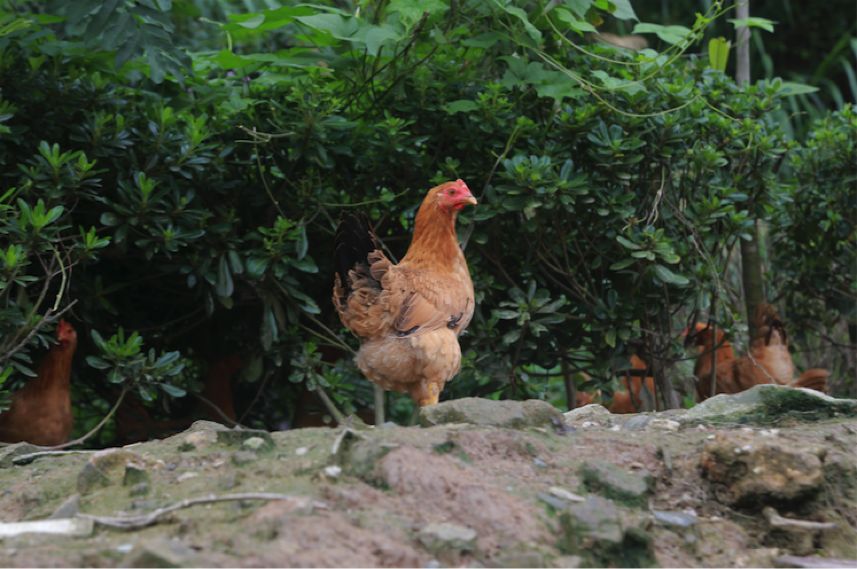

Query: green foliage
[{"left": 0, "top": 0, "right": 852, "bottom": 436}]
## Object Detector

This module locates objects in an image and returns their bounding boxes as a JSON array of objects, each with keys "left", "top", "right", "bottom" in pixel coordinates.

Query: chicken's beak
[{"left": 461, "top": 191, "right": 477, "bottom": 206}]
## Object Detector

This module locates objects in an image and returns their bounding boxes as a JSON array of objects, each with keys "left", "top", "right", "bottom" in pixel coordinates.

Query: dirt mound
[{"left": 0, "top": 391, "right": 855, "bottom": 567}]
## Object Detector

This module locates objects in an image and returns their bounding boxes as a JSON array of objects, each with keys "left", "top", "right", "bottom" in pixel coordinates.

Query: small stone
[
  {"left": 231, "top": 451, "right": 257, "bottom": 466},
  {"left": 77, "top": 449, "right": 145, "bottom": 495},
  {"left": 560, "top": 495, "right": 623, "bottom": 547},
  {"left": 652, "top": 509, "right": 697, "bottom": 528},
  {"left": 49, "top": 494, "right": 81, "bottom": 519},
  {"left": 622, "top": 415, "right": 654, "bottom": 431},
  {"left": 176, "top": 472, "right": 199, "bottom": 482},
  {"left": 129, "top": 482, "right": 150, "bottom": 497},
  {"left": 418, "top": 522, "right": 477, "bottom": 555},
  {"left": 242, "top": 437, "right": 268, "bottom": 452},
  {"left": 549, "top": 486, "right": 586, "bottom": 503},
  {"left": 182, "top": 429, "right": 216, "bottom": 450},
  {"left": 554, "top": 555, "right": 583, "bottom": 568},
  {"left": 217, "top": 429, "right": 275, "bottom": 450},
  {"left": 649, "top": 418, "right": 680, "bottom": 431},
  {"left": 295, "top": 447, "right": 308, "bottom": 456},
  {"left": 532, "top": 457, "right": 548, "bottom": 469},
  {"left": 564, "top": 404, "right": 612, "bottom": 425},
  {"left": 493, "top": 551, "right": 545, "bottom": 568},
  {"left": 120, "top": 538, "right": 195, "bottom": 568},
  {"left": 123, "top": 462, "right": 149, "bottom": 487},
  {"left": 323, "top": 465, "right": 342, "bottom": 478},
  {"left": 580, "top": 461, "right": 652, "bottom": 507}
]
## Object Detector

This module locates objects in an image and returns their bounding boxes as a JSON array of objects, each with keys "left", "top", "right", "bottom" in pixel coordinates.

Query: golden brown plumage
[
  {"left": 0, "top": 320, "right": 77, "bottom": 446},
  {"left": 691, "top": 305, "right": 828, "bottom": 400},
  {"left": 333, "top": 180, "right": 477, "bottom": 406}
]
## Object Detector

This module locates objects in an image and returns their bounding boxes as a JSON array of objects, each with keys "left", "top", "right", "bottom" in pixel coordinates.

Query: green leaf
[
  {"left": 555, "top": 8, "right": 597, "bottom": 34},
  {"left": 632, "top": 23, "right": 691, "bottom": 45},
  {"left": 237, "top": 14, "right": 265, "bottom": 29},
  {"left": 494, "top": 2, "right": 542, "bottom": 43},
  {"left": 159, "top": 383, "right": 186, "bottom": 397},
  {"left": 728, "top": 17, "right": 775, "bottom": 33},
  {"left": 609, "top": 0, "right": 638, "bottom": 21},
  {"left": 652, "top": 264, "right": 689, "bottom": 286},
  {"left": 778, "top": 81, "right": 820, "bottom": 96},
  {"left": 616, "top": 235, "right": 640, "bottom": 250},
  {"left": 609, "top": 258, "right": 636, "bottom": 270},
  {"left": 216, "top": 255, "right": 234, "bottom": 297},
  {"left": 443, "top": 100, "right": 479, "bottom": 114},
  {"left": 708, "top": 37, "right": 730, "bottom": 72},
  {"left": 605, "top": 329, "right": 616, "bottom": 347}
]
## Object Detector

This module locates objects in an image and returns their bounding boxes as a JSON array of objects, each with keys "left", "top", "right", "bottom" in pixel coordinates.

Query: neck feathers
[{"left": 403, "top": 200, "right": 462, "bottom": 268}]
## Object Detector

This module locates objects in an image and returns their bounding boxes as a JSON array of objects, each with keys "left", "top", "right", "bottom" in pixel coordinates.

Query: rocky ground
[{"left": 0, "top": 385, "right": 856, "bottom": 568}]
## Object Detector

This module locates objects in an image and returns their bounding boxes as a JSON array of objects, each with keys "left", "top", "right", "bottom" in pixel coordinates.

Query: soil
[{"left": 0, "top": 390, "right": 855, "bottom": 568}]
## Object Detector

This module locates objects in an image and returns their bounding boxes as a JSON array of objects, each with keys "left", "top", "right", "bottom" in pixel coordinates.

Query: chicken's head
[
  {"left": 56, "top": 319, "right": 78, "bottom": 348},
  {"left": 433, "top": 179, "right": 477, "bottom": 212}
]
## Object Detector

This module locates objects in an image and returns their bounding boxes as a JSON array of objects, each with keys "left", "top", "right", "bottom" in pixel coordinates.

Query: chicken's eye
[{"left": 447, "top": 189, "right": 455, "bottom": 195}]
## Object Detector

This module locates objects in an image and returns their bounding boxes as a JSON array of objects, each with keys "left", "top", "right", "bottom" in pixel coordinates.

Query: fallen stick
[{"left": 77, "top": 492, "right": 324, "bottom": 530}]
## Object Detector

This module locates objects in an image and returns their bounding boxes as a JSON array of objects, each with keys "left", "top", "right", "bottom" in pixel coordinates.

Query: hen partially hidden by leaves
[
  {"left": 333, "top": 180, "right": 477, "bottom": 406},
  {"left": 0, "top": 320, "right": 77, "bottom": 446}
]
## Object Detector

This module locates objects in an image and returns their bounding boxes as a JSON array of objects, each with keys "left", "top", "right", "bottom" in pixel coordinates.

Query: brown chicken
[
  {"left": 688, "top": 322, "right": 739, "bottom": 400},
  {"left": 0, "top": 320, "right": 77, "bottom": 446},
  {"left": 609, "top": 354, "right": 656, "bottom": 414},
  {"left": 333, "top": 180, "right": 477, "bottom": 406},
  {"left": 691, "top": 304, "right": 828, "bottom": 400}
]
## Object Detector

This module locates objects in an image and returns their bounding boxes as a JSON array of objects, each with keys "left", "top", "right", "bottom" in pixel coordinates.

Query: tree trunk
[
  {"left": 735, "top": 0, "right": 767, "bottom": 336},
  {"left": 740, "top": 222, "right": 766, "bottom": 336}
]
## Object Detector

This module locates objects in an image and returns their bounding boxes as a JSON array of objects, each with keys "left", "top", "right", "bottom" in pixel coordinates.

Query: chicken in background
[
  {"left": 333, "top": 180, "right": 477, "bottom": 406},
  {"left": 609, "top": 354, "right": 656, "bottom": 414},
  {"left": 687, "top": 322, "right": 740, "bottom": 401},
  {"left": 690, "top": 305, "right": 829, "bottom": 401},
  {"left": 0, "top": 320, "right": 77, "bottom": 446}
]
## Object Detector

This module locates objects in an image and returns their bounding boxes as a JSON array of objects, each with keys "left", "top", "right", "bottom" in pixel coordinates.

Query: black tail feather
[{"left": 334, "top": 213, "right": 381, "bottom": 298}]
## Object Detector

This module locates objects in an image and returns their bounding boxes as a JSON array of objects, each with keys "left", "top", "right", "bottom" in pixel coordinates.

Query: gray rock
[
  {"left": 182, "top": 430, "right": 217, "bottom": 449},
  {"left": 563, "top": 404, "right": 613, "bottom": 427},
  {"left": 241, "top": 436, "right": 268, "bottom": 452},
  {"left": 231, "top": 450, "right": 258, "bottom": 466},
  {"left": 580, "top": 461, "right": 652, "bottom": 507},
  {"left": 185, "top": 420, "right": 230, "bottom": 433},
  {"left": 123, "top": 462, "right": 149, "bottom": 487},
  {"left": 681, "top": 384, "right": 857, "bottom": 425},
  {"left": 129, "top": 482, "right": 150, "bottom": 497},
  {"left": 217, "top": 429, "right": 274, "bottom": 450},
  {"left": 560, "top": 498, "right": 655, "bottom": 567},
  {"left": 77, "top": 449, "right": 145, "bottom": 495},
  {"left": 120, "top": 538, "right": 196, "bottom": 568},
  {"left": 492, "top": 551, "right": 546, "bottom": 568},
  {"left": 418, "top": 522, "right": 477, "bottom": 555},
  {"left": 553, "top": 555, "right": 584, "bottom": 568},
  {"left": 652, "top": 509, "right": 697, "bottom": 528},
  {"left": 49, "top": 494, "right": 81, "bottom": 519},
  {"left": 342, "top": 439, "right": 398, "bottom": 482},
  {"left": 0, "top": 442, "right": 40, "bottom": 468},
  {"left": 622, "top": 415, "right": 654, "bottom": 431},
  {"left": 419, "top": 398, "right": 563, "bottom": 429},
  {"left": 700, "top": 433, "right": 824, "bottom": 506},
  {"left": 560, "top": 495, "right": 623, "bottom": 546}
]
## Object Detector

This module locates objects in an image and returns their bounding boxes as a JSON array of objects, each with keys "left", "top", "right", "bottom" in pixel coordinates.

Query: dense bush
[{"left": 0, "top": 0, "right": 852, "bottom": 438}]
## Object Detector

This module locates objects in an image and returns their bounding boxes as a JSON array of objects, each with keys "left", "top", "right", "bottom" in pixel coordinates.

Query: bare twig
[
  {"left": 48, "top": 384, "right": 129, "bottom": 450},
  {"left": 78, "top": 493, "right": 324, "bottom": 530},
  {"left": 314, "top": 385, "right": 346, "bottom": 426},
  {"left": 11, "top": 449, "right": 97, "bottom": 465}
]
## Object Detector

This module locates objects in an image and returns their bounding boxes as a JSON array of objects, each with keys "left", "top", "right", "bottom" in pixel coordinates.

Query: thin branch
[
  {"left": 48, "top": 384, "right": 129, "bottom": 450},
  {"left": 79, "top": 493, "right": 325, "bottom": 530}
]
